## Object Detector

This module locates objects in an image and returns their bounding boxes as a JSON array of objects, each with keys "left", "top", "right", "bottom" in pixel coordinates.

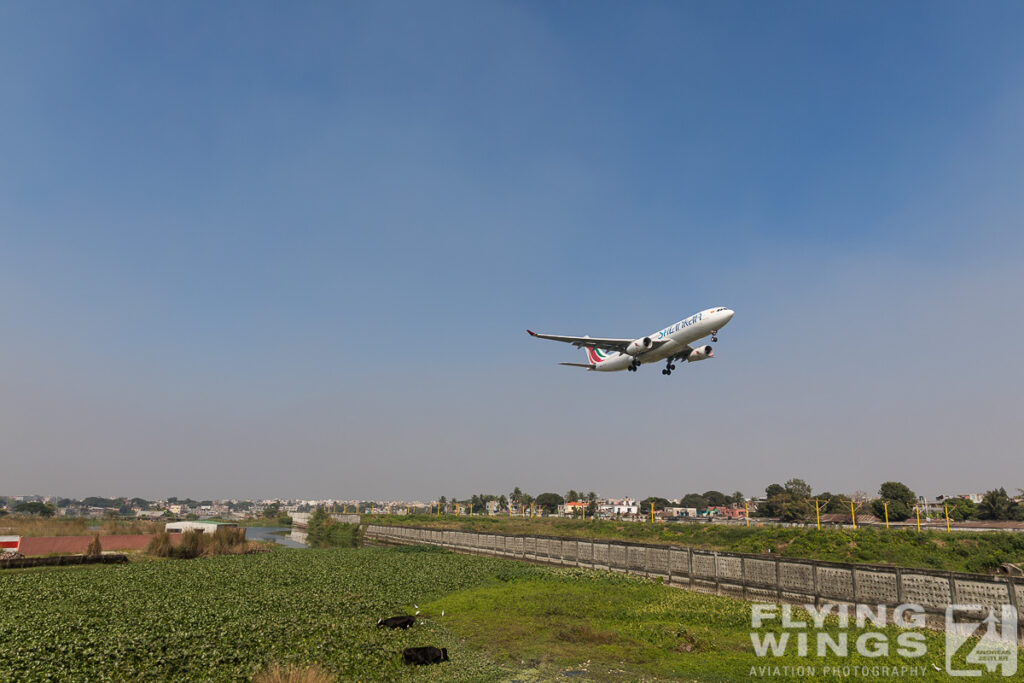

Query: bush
[
  {"left": 147, "top": 527, "right": 248, "bottom": 559},
  {"left": 85, "top": 535, "right": 102, "bottom": 557},
  {"left": 146, "top": 531, "right": 173, "bottom": 558},
  {"left": 173, "top": 530, "right": 206, "bottom": 559},
  {"left": 208, "top": 526, "right": 247, "bottom": 556}
]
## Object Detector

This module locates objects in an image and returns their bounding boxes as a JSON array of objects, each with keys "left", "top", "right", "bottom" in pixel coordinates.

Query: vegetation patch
[
  {"left": 2, "top": 546, "right": 1018, "bottom": 681},
  {"left": 0, "top": 547, "right": 539, "bottom": 681},
  {"left": 305, "top": 507, "right": 361, "bottom": 548},
  {"left": 419, "top": 566, "right": 1012, "bottom": 681},
  {"left": 0, "top": 516, "right": 165, "bottom": 537},
  {"left": 145, "top": 527, "right": 248, "bottom": 559},
  {"left": 369, "top": 515, "right": 1024, "bottom": 573}
]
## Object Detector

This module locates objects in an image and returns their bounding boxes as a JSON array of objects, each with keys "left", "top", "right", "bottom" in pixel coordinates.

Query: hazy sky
[{"left": 2, "top": 2, "right": 1022, "bottom": 502}]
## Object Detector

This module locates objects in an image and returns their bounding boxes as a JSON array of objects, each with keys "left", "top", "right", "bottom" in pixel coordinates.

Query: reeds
[
  {"left": 145, "top": 527, "right": 247, "bottom": 559},
  {"left": 100, "top": 519, "right": 164, "bottom": 535},
  {"left": 146, "top": 531, "right": 174, "bottom": 558},
  {"left": 0, "top": 517, "right": 88, "bottom": 537},
  {"left": 0, "top": 516, "right": 164, "bottom": 537}
]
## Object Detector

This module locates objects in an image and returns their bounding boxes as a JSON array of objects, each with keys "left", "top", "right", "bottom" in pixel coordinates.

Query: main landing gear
[
  {"left": 711, "top": 330, "right": 719, "bottom": 343},
  {"left": 628, "top": 360, "right": 640, "bottom": 372},
  {"left": 662, "top": 359, "right": 677, "bottom": 376}
]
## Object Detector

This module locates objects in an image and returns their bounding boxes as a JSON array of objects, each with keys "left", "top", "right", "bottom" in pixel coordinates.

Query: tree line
[{"left": 755, "top": 479, "right": 1024, "bottom": 523}]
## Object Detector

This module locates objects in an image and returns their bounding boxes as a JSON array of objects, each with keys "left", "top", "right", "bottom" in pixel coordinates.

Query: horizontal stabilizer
[{"left": 558, "top": 362, "right": 594, "bottom": 369}]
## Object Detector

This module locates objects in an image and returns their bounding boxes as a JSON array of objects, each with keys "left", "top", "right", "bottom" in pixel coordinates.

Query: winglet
[{"left": 526, "top": 329, "right": 537, "bottom": 336}]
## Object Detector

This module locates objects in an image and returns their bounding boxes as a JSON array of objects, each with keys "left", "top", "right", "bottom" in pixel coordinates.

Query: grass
[
  {"left": 422, "top": 567, "right": 1013, "bottom": 681},
  {"left": 2, "top": 545, "right": 1018, "bottom": 681},
  {"left": 367, "top": 514, "right": 1024, "bottom": 573},
  {"left": 254, "top": 663, "right": 335, "bottom": 683}
]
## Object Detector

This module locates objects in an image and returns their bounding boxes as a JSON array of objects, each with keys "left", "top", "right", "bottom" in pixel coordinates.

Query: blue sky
[{"left": 2, "top": 2, "right": 1022, "bottom": 501}]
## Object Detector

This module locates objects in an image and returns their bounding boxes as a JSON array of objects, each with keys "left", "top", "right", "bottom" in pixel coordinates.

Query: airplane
[{"left": 527, "top": 307, "right": 734, "bottom": 375}]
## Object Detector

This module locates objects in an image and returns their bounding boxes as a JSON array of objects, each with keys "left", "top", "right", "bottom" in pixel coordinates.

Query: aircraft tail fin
[{"left": 583, "top": 345, "right": 609, "bottom": 365}]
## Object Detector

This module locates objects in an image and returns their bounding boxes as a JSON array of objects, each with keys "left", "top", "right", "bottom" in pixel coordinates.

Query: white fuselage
[{"left": 592, "top": 307, "right": 734, "bottom": 371}]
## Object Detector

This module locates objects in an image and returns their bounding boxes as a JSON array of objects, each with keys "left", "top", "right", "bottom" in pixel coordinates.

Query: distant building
[
  {"left": 165, "top": 521, "right": 238, "bottom": 535},
  {"left": 707, "top": 506, "right": 745, "bottom": 520},
  {"left": 558, "top": 501, "right": 586, "bottom": 517},
  {"left": 600, "top": 499, "right": 638, "bottom": 516}
]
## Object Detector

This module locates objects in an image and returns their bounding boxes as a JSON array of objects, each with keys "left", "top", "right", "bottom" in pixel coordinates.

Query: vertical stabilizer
[{"left": 584, "top": 345, "right": 609, "bottom": 365}]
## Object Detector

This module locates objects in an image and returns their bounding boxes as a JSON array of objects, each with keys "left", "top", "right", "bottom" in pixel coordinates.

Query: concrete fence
[
  {"left": 292, "top": 512, "right": 361, "bottom": 528},
  {"left": 364, "top": 524, "right": 1024, "bottom": 635}
]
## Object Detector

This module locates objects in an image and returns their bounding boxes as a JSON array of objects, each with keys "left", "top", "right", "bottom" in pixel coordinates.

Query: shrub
[
  {"left": 146, "top": 531, "right": 173, "bottom": 558},
  {"left": 147, "top": 526, "right": 247, "bottom": 559},
  {"left": 85, "top": 535, "right": 102, "bottom": 557},
  {"left": 173, "top": 530, "right": 206, "bottom": 559},
  {"left": 209, "top": 526, "right": 247, "bottom": 555}
]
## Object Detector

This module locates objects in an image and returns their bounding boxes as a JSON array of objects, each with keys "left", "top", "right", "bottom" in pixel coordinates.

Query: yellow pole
[
  {"left": 884, "top": 502, "right": 889, "bottom": 530},
  {"left": 944, "top": 505, "right": 951, "bottom": 532},
  {"left": 470, "top": 503, "right": 473, "bottom": 516},
  {"left": 650, "top": 503, "right": 654, "bottom": 523},
  {"left": 745, "top": 501, "right": 750, "bottom": 527},
  {"left": 814, "top": 499, "right": 820, "bottom": 530},
  {"left": 531, "top": 502, "right": 534, "bottom": 518},
  {"left": 850, "top": 500, "right": 857, "bottom": 530},
  {"left": 915, "top": 504, "right": 921, "bottom": 531}
]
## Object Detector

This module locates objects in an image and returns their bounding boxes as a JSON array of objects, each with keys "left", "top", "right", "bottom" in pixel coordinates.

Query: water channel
[{"left": 242, "top": 526, "right": 307, "bottom": 548}]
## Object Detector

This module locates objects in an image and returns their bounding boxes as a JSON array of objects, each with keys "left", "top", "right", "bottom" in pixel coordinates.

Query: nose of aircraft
[{"left": 723, "top": 308, "right": 735, "bottom": 323}]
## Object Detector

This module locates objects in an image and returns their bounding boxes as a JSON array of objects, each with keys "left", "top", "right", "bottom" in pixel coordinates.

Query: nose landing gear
[{"left": 711, "top": 329, "right": 719, "bottom": 343}]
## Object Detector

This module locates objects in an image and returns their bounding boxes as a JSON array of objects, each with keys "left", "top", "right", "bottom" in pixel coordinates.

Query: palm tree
[{"left": 978, "top": 488, "right": 1015, "bottom": 520}]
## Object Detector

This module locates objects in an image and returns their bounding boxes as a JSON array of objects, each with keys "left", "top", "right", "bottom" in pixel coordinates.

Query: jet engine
[
  {"left": 625, "top": 337, "right": 653, "bottom": 356},
  {"left": 687, "top": 345, "right": 714, "bottom": 361}
]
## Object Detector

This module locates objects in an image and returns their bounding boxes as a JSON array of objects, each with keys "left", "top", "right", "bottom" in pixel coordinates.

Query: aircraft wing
[{"left": 526, "top": 330, "right": 669, "bottom": 354}]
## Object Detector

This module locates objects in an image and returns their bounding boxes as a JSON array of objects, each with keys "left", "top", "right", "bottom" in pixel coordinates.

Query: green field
[
  {"left": 367, "top": 515, "right": 1024, "bottom": 574},
  {"left": 2, "top": 546, "right": 1018, "bottom": 681}
]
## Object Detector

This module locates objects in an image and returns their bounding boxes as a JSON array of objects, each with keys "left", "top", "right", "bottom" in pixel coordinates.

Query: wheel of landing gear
[{"left": 712, "top": 337, "right": 718, "bottom": 342}]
